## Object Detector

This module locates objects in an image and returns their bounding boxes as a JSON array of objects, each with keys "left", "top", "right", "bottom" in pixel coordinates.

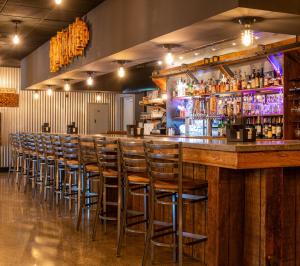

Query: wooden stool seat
[
  {"left": 128, "top": 174, "right": 149, "bottom": 184},
  {"left": 85, "top": 164, "right": 99, "bottom": 173},
  {"left": 102, "top": 168, "right": 118, "bottom": 177},
  {"left": 154, "top": 178, "right": 208, "bottom": 192}
]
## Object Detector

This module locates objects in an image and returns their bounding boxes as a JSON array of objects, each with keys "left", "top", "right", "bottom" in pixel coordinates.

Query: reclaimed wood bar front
[{"left": 102, "top": 135, "right": 300, "bottom": 266}]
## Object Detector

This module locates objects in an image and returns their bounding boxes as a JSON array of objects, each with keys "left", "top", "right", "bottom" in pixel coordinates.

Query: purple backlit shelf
[{"left": 172, "top": 86, "right": 283, "bottom": 100}]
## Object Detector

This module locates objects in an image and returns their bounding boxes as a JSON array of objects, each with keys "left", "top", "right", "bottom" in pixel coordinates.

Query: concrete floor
[{"left": 0, "top": 173, "right": 200, "bottom": 266}]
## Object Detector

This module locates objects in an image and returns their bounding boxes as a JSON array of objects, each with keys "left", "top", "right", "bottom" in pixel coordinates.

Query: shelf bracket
[
  {"left": 218, "top": 64, "right": 234, "bottom": 79},
  {"left": 185, "top": 70, "right": 199, "bottom": 84}
]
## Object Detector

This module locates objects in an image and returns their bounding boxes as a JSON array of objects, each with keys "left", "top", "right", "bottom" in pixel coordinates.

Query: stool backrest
[
  {"left": 35, "top": 134, "right": 45, "bottom": 156},
  {"left": 119, "top": 140, "right": 147, "bottom": 174},
  {"left": 42, "top": 134, "right": 55, "bottom": 158},
  {"left": 61, "top": 135, "right": 79, "bottom": 161},
  {"left": 144, "top": 142, "right": 183, "bottom": 187},
  {"left": 94, "top": 137, "right": 119, "bottom": 172},
  {"left": 51, "top": 134, "right": 64, "bottom": 159},
  {"left": 79, "top": 136, "right": 97, "bottom": 166}
]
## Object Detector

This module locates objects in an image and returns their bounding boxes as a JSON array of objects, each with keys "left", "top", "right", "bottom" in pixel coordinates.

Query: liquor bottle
[
  {"left": 255, "top": 116, "right": 262, "bottom": 138},
  {"left": 255, "top": 69, "right": 260, "bottom": 88},
  {"left": 242, "top": 72, "right": 247, "bottom": 90},
  {"left": 263, "top": 118, "right": 268, "bottom": 138},
  {"left": 271, "top": 117, "right": 277, "bottom": 139},
  {"left": 267, "top": 118, "right": 273, "bottom": 139},
  {"left": 247, "top": 75, "right": 252, "bottom": 89},
  {"left": 251, "top": 69, "right": 256, "bottom": 89},
  {"left": 260, "top": 68, "right": 264, "bottom": 88},
  {"left": 276, "top": 117, "right": 283, "bottom": 139}
]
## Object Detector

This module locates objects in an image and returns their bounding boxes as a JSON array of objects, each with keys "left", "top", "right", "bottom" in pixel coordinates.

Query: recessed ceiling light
[
  {"left": 157, "top": 60, "right": 163, "bottom": 65},
  {"left": 179, "top": 56, "right": 183, "bottom": 60},
  {"left": 194, "top": 52, "right": 199, "bottom": 56},
  {"left": 232, "top": 42, "right": 236, "bottom": 46},
  {"left": 55, "top": 0, "right": 62, "bottom": 5},
  {"left": 211, "top": 47, "right": 217, "bottom": 51}
]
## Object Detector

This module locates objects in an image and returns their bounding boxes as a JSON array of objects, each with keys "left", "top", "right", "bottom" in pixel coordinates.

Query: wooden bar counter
[{"left": 101, "top": 135, "right": 300, "bottom": 266}]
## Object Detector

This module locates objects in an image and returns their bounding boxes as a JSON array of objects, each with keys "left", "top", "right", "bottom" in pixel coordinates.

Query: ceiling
[
  {"left": 30, "top": 7, "right": 300, "bottom": 91},
  {"left": 0, "top": 0, "right": 105, "bottom": 67}
]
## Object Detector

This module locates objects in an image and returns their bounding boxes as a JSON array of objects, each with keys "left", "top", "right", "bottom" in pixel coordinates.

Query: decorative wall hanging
[
  {"left": 0, "top": 92, "right": 19, "bottom": 107},
  {"left": 50, "top": 18, "right": 90, "bottom": 72}
]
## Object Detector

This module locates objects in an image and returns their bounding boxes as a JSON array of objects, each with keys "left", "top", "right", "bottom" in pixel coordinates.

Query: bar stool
[
  {"left": 142, "top": 142, "right": 208, "bottom": 266},
  {"left": 116, "top": 140, "right": 149, "bottom": 257},
  {"left": 35, "top": 134, "right": 46, "bottom": 197},
  {"left": 42, "top": 134, "right": 56, "bottom": 202},
  {"left": 61, "top": 134, "right": 80, "bottom": 211},
  {"left": 92, "top": 138, "right": 121, "bottom": 240},
  {"left": 51, "top": 134, "right": 65, "bottom": 203},
  {"left": 8, "top": 133, "right": 23, "bottom": 182},
  {"left": 76, "top": 136, "right": 101, "bottom": 230}
]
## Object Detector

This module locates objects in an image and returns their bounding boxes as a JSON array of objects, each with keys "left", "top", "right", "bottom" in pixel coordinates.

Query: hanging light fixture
[
  {"left": 161, "top": 44, "right": 181, "bottom": 66},
  {"left": 64, "top": 80, "right": 71, "bottom": 91},
  {"left": 12, "top": 20, "right": 21, "bottom": 45},
  {"left": 96, "top": 94, "right": 101, "bottom": 102},
  {"left": 114, "top": 60, "right": 131, "bottom": 78},
  {"left": 33, "top": 91, "right": 39, "bottom": 100},
  {"left": 234, "top": 17, "right": 263, "bottom": 47},
  {"left": 86, "top": 72, "right": 94, "bottom": 86},
  {"left": 47, "top": 86, "right": 53, "bottom": 96},
  {"left": 55, "top": 0, "right": 62, "bottom": 5}
]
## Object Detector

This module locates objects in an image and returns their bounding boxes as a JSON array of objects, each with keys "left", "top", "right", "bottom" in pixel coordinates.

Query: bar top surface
[{"left": 95, "top": 134, "right": 300, "bottom": 153}]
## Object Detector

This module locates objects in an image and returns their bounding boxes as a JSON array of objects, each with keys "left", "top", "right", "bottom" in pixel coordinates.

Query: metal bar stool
[
  {"left": 51, "top": 134, "right": 65, "bottom": 204},
  {"left": 42, "top": 134, "right": 56, "bottom": 202},
  {"left": 116, "top": 140, "right": 149, "bottom": 257},
  {"left": 76, "top": 136, "right": 101, "bottom": 230},
  {"left": 8, "top": 133, "right": 23, "bottom": 182},
  {"left": 35, "top": 134, "right": 46, "bottom": 197},
  {"left": 92, "top": 138, "right": 121, "bottom": 240},
  {"left": 61, "top": 134, "right": 80, "bottom": 211},
  {"left": 142, "top": 142, "right": 208, "bottom": 266}
]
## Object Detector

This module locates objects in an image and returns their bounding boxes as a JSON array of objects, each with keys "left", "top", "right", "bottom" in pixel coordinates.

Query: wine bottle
[
  {"left": 255, "top": 116, "right": 262, "bottom": 138},
  {"left": 260, "top": 68, "right": 264, "bottom": 88}
]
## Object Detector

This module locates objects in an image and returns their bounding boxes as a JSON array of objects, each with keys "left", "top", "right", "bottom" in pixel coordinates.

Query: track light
[
  {"left": 86, "top": 72, "right": 94, "bottom": 86},
  {"left": 33, "top": 91, "right": 39, "bottom": 100},
  {"left": 47, "top": 86, "right": 53, "bottom": 96},
  {"left": 12, "top": 20, "right": 21, "bottom": 45},
  {"left": 64, "top": 80, "right": 70, "bottom": 91},
  {"left": 55, "top": 0, "right": 62, "bottom": 5}
]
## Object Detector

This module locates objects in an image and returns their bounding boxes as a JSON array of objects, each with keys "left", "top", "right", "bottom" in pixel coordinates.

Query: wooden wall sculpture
[
  {"left": 50, "top": 18, "right": 90, "bottom": 72},
  {"left": 0, "top": 89, "right": 19, "bottom": 107}
]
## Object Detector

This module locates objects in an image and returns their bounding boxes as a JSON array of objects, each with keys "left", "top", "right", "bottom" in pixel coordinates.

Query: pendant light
[
  {"left": 33, "top": 91, "right": 39, "bottom": 100},
  {"left": 234, "top": 17, "right": 263, "bottom": 47},
  {"left": 47, "top": 86, "right": 53, "bottom": 96},
  {"left": 64, "top": 80, "right": 71, "bottom": 91},
  {"left": 86, "top": 72, "right": 94, "bottom": 86},
  {"left": 160, "top": 44, "right": 181, "bottom": 66},
  {"left": 55, "top": 0, "right": 62, "bottom": 5},
  {"left": 12, "top": 20, "right": 21, "bottom": 45},
  {"left": 114, "top": 60, "right": 131, "bottom": 79}
]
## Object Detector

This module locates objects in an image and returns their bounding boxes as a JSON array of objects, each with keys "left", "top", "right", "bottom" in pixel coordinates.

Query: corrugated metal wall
[{"left": 0, "top": 67, "right": 117, "bottom": 167}]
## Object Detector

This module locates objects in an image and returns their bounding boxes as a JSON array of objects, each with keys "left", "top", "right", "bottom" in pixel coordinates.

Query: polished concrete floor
[{"left": 0, "top": 173, "right": 200, "bottom": 266}]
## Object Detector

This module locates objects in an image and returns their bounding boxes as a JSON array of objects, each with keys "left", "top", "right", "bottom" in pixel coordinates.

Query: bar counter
[{"left": 99, "top": 134, "right": 300, "bottom": 266}]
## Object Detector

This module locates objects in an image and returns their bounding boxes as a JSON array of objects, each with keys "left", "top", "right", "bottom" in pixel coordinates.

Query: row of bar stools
[
  {"left": 76, "top": 136, "right": 101, "bottom": 230},
  {"left": 142, "top": 142, "right": 208, "bottom": 266},
  {"left": 92, "top": 138, "right": 121, "bottom": 238},
  {"left": 116, "top": 140, "right": 149, "bottom": 257}
]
